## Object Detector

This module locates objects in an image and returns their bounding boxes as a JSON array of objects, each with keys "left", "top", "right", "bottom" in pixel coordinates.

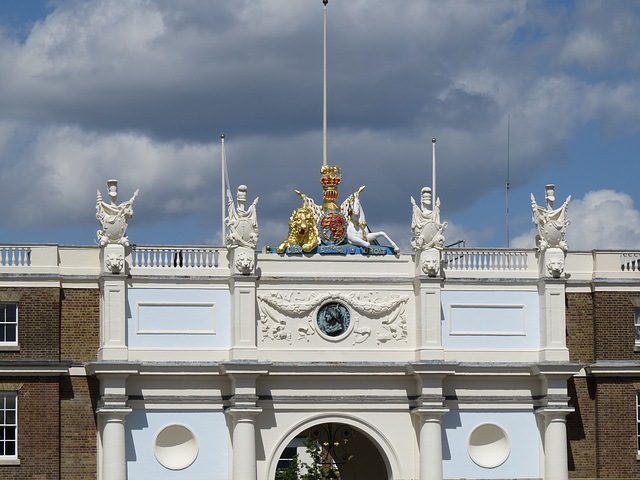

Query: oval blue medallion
[{"left": 317, "top": 303, "right": 350, "bottom": 338}]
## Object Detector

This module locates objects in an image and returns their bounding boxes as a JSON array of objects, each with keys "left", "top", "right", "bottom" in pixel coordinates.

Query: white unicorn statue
[{"left": 341, "top": 186, "right": 400, "bottom": 253}]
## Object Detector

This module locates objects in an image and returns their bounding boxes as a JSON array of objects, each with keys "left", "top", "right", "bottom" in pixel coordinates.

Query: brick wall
[
  {"left": 594, "top": 291, "right": 640, "bottom": 361},
  {"left": 567, "top": 292, "right": 595, "bottom": 363},
  {"left": 567, "top": 291, "right": 640, "bottom": 479},
  {"left": 0, "top": 287, "right": 101, "bottom": 479},
  {"left": 60, "top": 376, "right": 99, "bottom": 480},
  {"left": 0, "top": 288, "right": 60, "bottom": 361},
  {"left": 567, "top": 376, "right": 596, "bottom": 478},
  {"left": 595, "top": 379, "right": 640, "bottom": 479},
  {"left": 0, "top": 377, "right": 60, "bottom": 479},
  {"left": 60, "top": 288, "right": 100, "bottom": 478},
  {"left": 61, "top": 288, "right": 99, "bottom": 363}
]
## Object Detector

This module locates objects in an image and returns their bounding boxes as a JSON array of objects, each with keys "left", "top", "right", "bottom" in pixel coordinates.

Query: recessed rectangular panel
[
  {"left": 449, "top": 304, "right": 525, "bottom": 336},
  {"left": 137, "top": 302, "right": 216, "bottom": 334}
]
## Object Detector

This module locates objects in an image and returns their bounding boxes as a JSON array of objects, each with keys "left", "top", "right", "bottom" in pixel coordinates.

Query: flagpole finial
[
  {"left": 221, "top": 133, "right": 225, "bottom": 139},
  {"left": 432, "top": 138, "right": 436, "bottom": 143},
  {"left": 323, "top": 0, "right": 328, "bottom": 5}
]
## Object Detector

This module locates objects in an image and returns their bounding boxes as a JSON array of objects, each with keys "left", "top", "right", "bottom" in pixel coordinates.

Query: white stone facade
[{"left": 10, "top": 240, "right": 640, "bottom": 479}]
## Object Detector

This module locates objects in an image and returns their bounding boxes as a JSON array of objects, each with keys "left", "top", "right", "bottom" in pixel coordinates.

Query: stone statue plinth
[
  {"left": 102, "top": 244, "right": 126, "bottom": 275},
  {"left": 539, "top": 247, "right": 565, "bottom": 278},
  {"left": 417, "top": 248, "right": 441, "bottom": 277},
  {"left": 231, "top": 246, "right": 255, "bottom": 275}
]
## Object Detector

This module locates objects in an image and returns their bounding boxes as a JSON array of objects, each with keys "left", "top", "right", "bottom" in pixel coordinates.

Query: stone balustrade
[
  {"left": 442, "top": 249, "right": 531, "bottom": 272},
  {"left": 130, "top": 246, "right": 222, "bottom": 269},
  {"left": 0, "top": 244, "right": 639, "bottom": 281}
]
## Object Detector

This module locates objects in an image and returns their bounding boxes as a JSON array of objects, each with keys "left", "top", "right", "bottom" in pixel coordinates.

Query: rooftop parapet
[{"left": 0, "top": 244, "right": 640, "bottom": 283}]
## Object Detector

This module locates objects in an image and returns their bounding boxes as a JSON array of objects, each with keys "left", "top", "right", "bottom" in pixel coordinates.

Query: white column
[
  {"left": 414, "top": 408, "right": 448, "bottom": 480},
  {"left": 228, "top": 408, "right": 261, "bottom": 480},
  {"left": 99, "top": 408, "right": 131, "bottom": 480},
  {"left": 540, "top": 408, "right": 572, "bottom": 480}
]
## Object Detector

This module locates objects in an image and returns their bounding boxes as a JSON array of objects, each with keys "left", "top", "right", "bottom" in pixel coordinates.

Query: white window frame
[
  {"left": 0, "top": 393, "right": 17, "bottom": 463},
  {"left": 0, "top": 304, "right": 17, "bottom": 347},
  {"left": 637, "top": 391, "right": 640, "bottom": 456}
]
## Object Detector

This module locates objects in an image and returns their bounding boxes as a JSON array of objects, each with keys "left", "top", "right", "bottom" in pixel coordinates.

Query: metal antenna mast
[
  {"left": 221, "top": 134, "right": 226, "bottom": 243},
  {"left": 506, "top": 115, "right": 510, "bottom": 248},
  {"left": 432, "top": 138, "right": 436, "bottom": 203}
]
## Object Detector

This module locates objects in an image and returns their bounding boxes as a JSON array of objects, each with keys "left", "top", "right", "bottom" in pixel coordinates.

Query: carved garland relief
[{"left": 257, "top": 291, "right": 409, "bottom": 345}]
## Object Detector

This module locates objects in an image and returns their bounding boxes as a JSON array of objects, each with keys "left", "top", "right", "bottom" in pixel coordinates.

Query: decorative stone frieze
[{"left": 257, "top": 291, "right": 409, "bottom": 345}]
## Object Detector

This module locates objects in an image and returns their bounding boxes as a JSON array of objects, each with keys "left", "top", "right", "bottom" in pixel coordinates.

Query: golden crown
[{"left": 320, "top": 165, "right": 341, "bottom": 211}]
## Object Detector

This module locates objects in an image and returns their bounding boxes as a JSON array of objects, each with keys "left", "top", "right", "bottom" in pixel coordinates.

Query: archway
[{"left": 269, "top": 415, "right": 399, "bottom": 480}]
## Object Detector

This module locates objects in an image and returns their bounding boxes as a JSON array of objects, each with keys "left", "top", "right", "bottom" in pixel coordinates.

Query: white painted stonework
[
  {"left": 81, "top": 237, "right": 595, "bottom": 480},
  {"left": 10, "top": 177, "right": 609, "bottom": 480},
  {"left": 531, "top": 184, "right": 571, "bottom": 252},
  {"left": 96, "top": 179, "right": 139, "bottom": 247},
  {"left": 411, "top": 187, "right": 447, "bottom": 251},
  {"left": 226, "top": 185, "right": 259, "bottom": 249}
]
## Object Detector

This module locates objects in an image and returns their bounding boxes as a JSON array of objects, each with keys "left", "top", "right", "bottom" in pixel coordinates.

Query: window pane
[
  {"left": 5, "top": 441, "right": 15, "bottom": 456},
  {"left": 4, "top": 306, "right": 15, "bottom": 323},
  {"left": 6, "top": 411, "right": 15, "bottom": 425},
  {"left": 5, "top": 396, "right": 15, "bottom": 409},
  {"left": 5, "top": 326, "right": 16, "bottom": 343}
]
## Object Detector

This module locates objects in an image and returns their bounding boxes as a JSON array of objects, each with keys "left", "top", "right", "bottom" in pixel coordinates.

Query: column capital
[
  {"left": 537, "top": 406, "right": 574, "bottom": 419},
  {"left": 96, "top": 406, "right": 132, "bottom": 418},
  {"left": 412, "top": 407, "right": 449, "bottom": 419},
  {"left": 226, "top": 406, "right": 262, "bottom": 419}
]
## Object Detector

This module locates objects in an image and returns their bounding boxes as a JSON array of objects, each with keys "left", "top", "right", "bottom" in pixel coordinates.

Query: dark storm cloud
[{"left": 0, "top": 0, "right": 639, "bottom": 249}]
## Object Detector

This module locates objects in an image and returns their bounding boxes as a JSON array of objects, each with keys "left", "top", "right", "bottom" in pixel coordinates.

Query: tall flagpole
[
  {"left": 221, "top": 134, "right": 226, "bottom": 244},
  {"left": 322, "top": 0, "right": 328, "bottom": 166},
  {"left": 432, "top": 138, "right": 436, "bottom": 202}
]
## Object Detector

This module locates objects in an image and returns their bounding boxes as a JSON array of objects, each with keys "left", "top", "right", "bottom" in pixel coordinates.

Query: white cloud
[
  {"left": 559, "top": 31, "right": 609, "bottom": 69},
  {"left": 0, "top": 123, "right": 218, "bottom": 227},
  {"left": 0, "top": 1, "right": 639, "bottom": 247},
  {"left": 566, "top": 190, "right": 640, "bottom": 250}
]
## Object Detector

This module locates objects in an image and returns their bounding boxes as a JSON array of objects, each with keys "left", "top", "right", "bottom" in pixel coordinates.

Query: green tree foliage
[{"left": 276, "top": 438, "right": 338, "bottom": 480}]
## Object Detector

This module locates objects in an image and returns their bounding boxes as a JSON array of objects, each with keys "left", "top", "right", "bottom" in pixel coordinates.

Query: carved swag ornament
[{"left": 257, "top": 291, "right": 409, "bottom": 345}]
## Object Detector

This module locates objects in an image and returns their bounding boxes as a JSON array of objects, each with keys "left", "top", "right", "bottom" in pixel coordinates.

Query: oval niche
[
  {"left": 153, "top": 424, "right": 199, "bottom": 470},
  {"left": 467, "top": 423, "right": 510, "bottom": 468}
]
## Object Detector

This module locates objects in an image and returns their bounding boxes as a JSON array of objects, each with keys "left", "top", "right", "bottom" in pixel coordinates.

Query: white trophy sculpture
[
  {"left": 225, "top": 185, "right": 259, "bottom": 249},
  {"left": 531, "top": 184, "right": 571, "bottom": 252},
  {"left": 411, "top": 187, "right": 447, "bottom": 251},
  {"left": 96, "top": 180, "right": 139, "bottom": 247}
]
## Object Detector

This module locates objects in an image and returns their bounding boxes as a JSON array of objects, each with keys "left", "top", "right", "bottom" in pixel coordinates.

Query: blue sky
[{"left": 0, "top": 0, "right": 639, "bottom": 251}]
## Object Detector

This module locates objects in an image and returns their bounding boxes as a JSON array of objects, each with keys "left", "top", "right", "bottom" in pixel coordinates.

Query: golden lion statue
[{"left": 277, "top": 203, "right": 319, "bottom": 253}]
